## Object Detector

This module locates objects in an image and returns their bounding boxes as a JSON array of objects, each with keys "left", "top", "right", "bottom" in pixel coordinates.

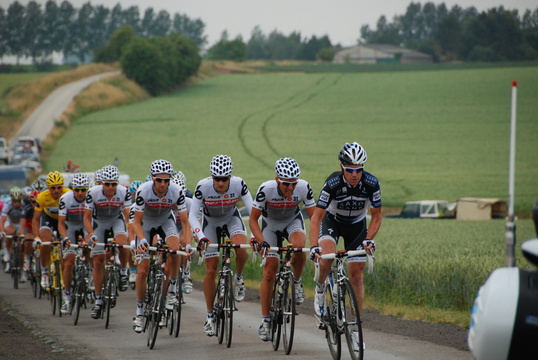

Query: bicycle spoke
[{"left": 282, "top": 273, "right": 295, "bottom": 355}]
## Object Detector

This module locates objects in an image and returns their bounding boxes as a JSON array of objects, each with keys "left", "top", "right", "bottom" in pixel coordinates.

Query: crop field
[
  {"left": 0, "top": 73, "right": 50, "bottom": 112},
  {"left": 44, "top": 65, "right": 538, "bottom": 323},
  {"left": 47, "top": 65, "right": 538, "bottom": 213}
]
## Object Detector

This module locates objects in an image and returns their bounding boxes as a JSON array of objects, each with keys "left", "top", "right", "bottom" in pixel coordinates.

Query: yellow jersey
[{"left": 35, "top": 187, "right": 71, "bottom": 219}]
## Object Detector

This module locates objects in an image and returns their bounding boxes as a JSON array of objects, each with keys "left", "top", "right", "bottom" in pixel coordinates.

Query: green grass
[{"left": 46, "top": 66, "right": 538, "bottom": 214}]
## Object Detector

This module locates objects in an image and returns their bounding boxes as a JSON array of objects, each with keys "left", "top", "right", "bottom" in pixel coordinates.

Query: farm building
[
  {"left": 332, "top": 43, "right": 433, "bottom": 65},
  {"left": 456, "top": 198, "right": 507, "bottom": 220}
]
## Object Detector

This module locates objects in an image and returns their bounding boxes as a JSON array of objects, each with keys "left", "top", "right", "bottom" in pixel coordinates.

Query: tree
[
  {"left": 0, "top": 7, "right": 7, "bottom": 59},
  {"left": 168, "top": 33, "right": 201, "bottom": 80},
  {"left": 57, "top": 0, "right": 76, "bottom": 63},
  {"left": 172, "top": 13, "right": 206, "bottom": 48},
  {"left": 140, "top": 7, "right": 155, "bottom": 37},
  {"left": 297, "top": 35, "right": 332, "bottom": 60},
  {"left": 71, "top": 2, "right": 94, "bottom": 63},
  {"left": 121, "top": 37, "right": 168, "bottom": 95},
  {"left": 266, "top": 30, "right": 302, "bottom": 59},
  {"left": 23, "top": 1, "right": 44, "bottom": 63},
  {"left": 434, "top": 14, "right": 464, "bottom": 61},
  {"left": 206, "top": 36, "right": 247, "bottom": 61},
  {"left": 6, "top": 1, "right": 26, "bottom": 64},
  {"left": 247, "top": 26, "right": 269, "bottom": 59},
  {"left": 94, "top": 25, "right": 135, "bottom": 63},
  {"left": 122, "top": 6, "right": 141, "bottom": 36},
  {"left": 39, "top": 0, "right": 61, "bottom": 61},
  {"left": 152, "top": 10, "right": 171, "bottom": 37}
]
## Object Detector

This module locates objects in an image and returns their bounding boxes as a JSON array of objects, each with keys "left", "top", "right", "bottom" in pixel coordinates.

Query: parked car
[
  {"left": 0, "top": 137, "right": 12, "bottom": 164},
  {"left": 16, "top": 136, "right": 41, "bottom": 153},
  {"left": 385, "top": 200, "right": 456, "bottom": 219}
]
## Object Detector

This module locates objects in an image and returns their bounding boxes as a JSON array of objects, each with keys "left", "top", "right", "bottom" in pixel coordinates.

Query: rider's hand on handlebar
[
  {"left": 359, "top": 239, "right": 376, "bottom": 255},
  {"left": 310, "top": 246, "right": 321, "bottom": 261},
  {"left": 33, "top": 237, "right": 41, "bottom": 249},
  {"left": 250, "top": 236, "right": 259, "bottom": 252},
  {"left": 197, "top": 237, "right": 209, "bottom": 254}
]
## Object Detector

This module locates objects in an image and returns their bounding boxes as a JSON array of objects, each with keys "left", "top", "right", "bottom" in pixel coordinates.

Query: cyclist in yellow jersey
[{"left": 32, "top": 171, "right": 71, "bottom": 288}]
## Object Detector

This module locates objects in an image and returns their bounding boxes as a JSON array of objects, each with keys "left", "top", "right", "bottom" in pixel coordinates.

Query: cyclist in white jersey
[
  {"left": 171, "top": 172, "right": 195, "bottom": 294},
  {"left": 130, "top": 160, "right": 192, "bottom": 333},
  {"left": 309, "top": 143, "right": 381, "bottom": 352},
  {"left": 189, "top": 155, "right": 253, "bottom": 336},
  {"left": 84, "top": 165, "right": 131, "bottom": 319},
  {"left": 58, "top": 173, "right": 90, "bottom": 315},
  {"left": 250, "top": 158, "right": 316, "bottom": 341}
]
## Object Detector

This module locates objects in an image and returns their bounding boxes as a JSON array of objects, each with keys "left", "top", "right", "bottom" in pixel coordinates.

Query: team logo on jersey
[
  {"left": 337, "top": 200, "right": 365, "bottom": 211},
  {"left": 224, "top": 194, "right": 229, "bottom": 199},
  {"left": 327, "top": 177, "right": 340, "bottom": 188},
  {"left": 59, "top": 201, "right": 66, "bottom": 210},
  {"left": 136, "top": 196, "right": 144, "bottom": 206},
  {"left": 256, "top": 190, "right": 266, "bottom": 203},
  {"left": 86, "top": 194, "right": 93, "bottom": 203}
]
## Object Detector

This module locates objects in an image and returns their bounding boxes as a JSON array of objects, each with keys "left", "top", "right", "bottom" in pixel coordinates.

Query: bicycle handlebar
[
  {"left": 259, "top": 246, "right": 310, "bottom": 267},
  {"left": 313, "top": 249, "right": 375, "bottom": 282}
]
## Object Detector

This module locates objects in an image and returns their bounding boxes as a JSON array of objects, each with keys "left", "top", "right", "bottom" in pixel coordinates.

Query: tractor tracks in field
[{"left": 238, "top": 74, "right": 342, "bottom": 169}]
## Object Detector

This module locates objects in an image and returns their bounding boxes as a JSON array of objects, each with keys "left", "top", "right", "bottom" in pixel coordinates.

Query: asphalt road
[
  {"left": 0, "top": 272, "right": 470, "bottom": 360},
  {"left": 10, "top": 71, "right": 119, "bottom": 147}
]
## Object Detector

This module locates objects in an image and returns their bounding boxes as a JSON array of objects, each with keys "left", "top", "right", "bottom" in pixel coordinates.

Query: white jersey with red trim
[
  {"left": 132, "top": 181, "right": 187, "bottom": 218},
  {"left": 252, "top": 179, "right": 315, "bottom": 221},
  {"left": 58, "top": 191, "right": 86, "bottom": 224},
  {"left": 189, "top": 176, "right": 253, "bottom": 240},
  {"left": 85, "top": 185, "right": 131, "bottom": 220}
]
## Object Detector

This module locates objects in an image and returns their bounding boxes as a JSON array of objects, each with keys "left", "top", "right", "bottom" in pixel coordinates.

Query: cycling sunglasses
[{"left": 342, "top": 166, "right": 364, "bottom": 174}]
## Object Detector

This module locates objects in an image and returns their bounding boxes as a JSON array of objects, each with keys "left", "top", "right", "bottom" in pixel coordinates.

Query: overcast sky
[{"left": 6, "top": 0, "right": 538, "bottom": 47}]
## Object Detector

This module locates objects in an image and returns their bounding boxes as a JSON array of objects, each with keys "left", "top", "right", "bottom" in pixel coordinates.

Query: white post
[{"left": 505, "top": 80, "right": 517, "bottom": 267}]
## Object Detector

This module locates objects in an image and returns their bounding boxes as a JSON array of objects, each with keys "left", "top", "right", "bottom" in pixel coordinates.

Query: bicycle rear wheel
[
  {"left": 271, "top": 276, "right": 282, "bottom": 351},
  {"left": 55, "top": 260, "right": 63, "bottom": 317},
  {"left": 325, "top": 283, "right": 341, "bottom": 360},
  {"left": 341, "top": 279, "right": 363, "bottom": 360},
  {"left": 282, "top": 273, "right": 296, "bottom": 355}
]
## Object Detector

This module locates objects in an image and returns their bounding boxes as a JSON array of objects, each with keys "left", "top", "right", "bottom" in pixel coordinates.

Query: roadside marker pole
[{"left": 505, "top": 80, "right": 517, "bottom": 267}]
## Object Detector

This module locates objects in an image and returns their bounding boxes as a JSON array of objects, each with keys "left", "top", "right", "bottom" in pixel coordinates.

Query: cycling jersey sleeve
[{"left": 189, "top": 184, "right": 206, "bottom": 240}]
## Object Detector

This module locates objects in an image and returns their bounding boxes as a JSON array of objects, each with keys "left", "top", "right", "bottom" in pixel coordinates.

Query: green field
[
  {"left": 43, "top": 65, "right": 538, "bottom": 324},
  {"left": 47, "top": 66, "right": 538, "bottom": 214},
  {"left": 0, "top": 73, "right": 50, "bottom": 112}
]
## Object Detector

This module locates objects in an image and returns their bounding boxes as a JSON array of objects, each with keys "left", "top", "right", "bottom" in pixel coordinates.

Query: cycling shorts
[
  {"left": 202, "top": 208, "right": 246, "bottom": 259},
  {"left": 319, "top": 215, "right": 367, "bottom": 263},
  {"left": 261, "top": 212, "right": 305, "bottom": 258}
]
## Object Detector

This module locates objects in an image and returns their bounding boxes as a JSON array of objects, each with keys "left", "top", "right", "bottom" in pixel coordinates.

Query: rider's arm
[
  {"left": 188, "top": 193, "right": 206, "bottom": 241},
  {"left": 366, "top": 206, "right": 382, "bottom": 240},
  {"left": 58, "top": 215, "right": 68, "bottom": 240},
  {"left": 308, "top": 207, "right": 326, "bottom": 248},
  {"left": 83, "top": 208, "right": 94, "bottom": 239},
  {"left": 0, "top": 215, "right": 6, "bottom": 233},
  {"left": 32, "top": 208, "right": 42, "bottom": 238},
  {"left": 177, "top": 209, "right": 191, "bottom": 245},
  {"left": 248, "top": 207, "right": 264, "bottom": 243}
]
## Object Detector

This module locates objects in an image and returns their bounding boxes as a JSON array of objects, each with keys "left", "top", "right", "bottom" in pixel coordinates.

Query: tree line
[
  {"left": 360, "top": 2, "right": 538, "bottom": 62},
  {"left": 0, "top": 0, "right": 206, "bottom": 66}
]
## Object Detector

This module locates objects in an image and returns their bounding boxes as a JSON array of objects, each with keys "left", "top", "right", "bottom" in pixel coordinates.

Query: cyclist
[
  {"left": 249, "top": 157, "right": 316, "bottom": 341},
  {"left": 32, "top": 171, "right": 71, "bottom": 288},
  {"left": 19, "top": 186, "right": 38, "bottom": 281},
  {"left": 0, "top": 187, "right": 24, "bottom": 273},
  {"left": 84, "top": 165, "right": 131, "bottom": 319},
  {"left": 309, "top": 142, "right": 382, "bottom": 351},
  {"left": 130, "top": 160, "right": 192, "bottom": 333},
  {"left": 171, "top": 171, "right": 194, "bottom": 293},
  {"left": 189, "top": 154, "right": 253, "bottom": 336},
  {"left": 58, "top": 173, "right": 90, "bottom": 315}
]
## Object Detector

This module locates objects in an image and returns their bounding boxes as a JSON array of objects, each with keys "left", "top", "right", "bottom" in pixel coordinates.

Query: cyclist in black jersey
[{"left": 309, "top": 142, "right": 382, "bottom": 331}]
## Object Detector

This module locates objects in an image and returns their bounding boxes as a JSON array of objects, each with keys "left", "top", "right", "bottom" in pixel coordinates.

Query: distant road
[{"left": 10, "top": 71, "right": 119, "bottom": 150}]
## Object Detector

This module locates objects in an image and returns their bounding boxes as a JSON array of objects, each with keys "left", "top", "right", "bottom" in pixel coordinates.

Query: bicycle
[
  {"left": 69, "top": 243, "right": 92, "bottom": 326},
  {"left": 30, "top": 241, "right": 43, "bottom": 299},
  {"left": 314, "top": 249, "right": 374, "bottom": 360},
  {"left": 199, "top": 233, "right": 252, "bottom": 348},
  {"left": 100, "top": 240, "right": 126, "bottom": 329},
  {"left": 168, "top": 253, "right": 189, "bottom": 338},
  {"left": 43, "top": 238, "right": 64, "bottom": 317},
  {"left": 142, "top": 242, "right": 187, "bottom": 350},
  {"left": 6, "top": 235, "right": 24, "bottom": 289},
  {"left": 260, "top": 244, "right": 309, "bottom": 355}
]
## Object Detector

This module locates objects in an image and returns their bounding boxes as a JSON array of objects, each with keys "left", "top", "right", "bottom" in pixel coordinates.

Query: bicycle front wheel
[
  {"left": 341, "top": 279, "right": 363, "bottom": 360},
  {"left": 148, "top": 278, "right": 164, "bottom": 349},
  {"left": 282, "top": 273, "right": 296, "bottom": 355},
  {"left": 12, "top": 242, "right": 20, "bottom": 289},
  {"left": 224, "top": 272, "right": 234, "bottom": 348},
  {"left": 271, "top": 276, "right": 282, "bottom": 351},
  {"left": 325, "top": 283, "right": 341, "bottom": 360},
  {"left": 73, "top": 274, "right": 85, "bottom": 326},
  {"left": 104, "top": 270, "right": 116, "bottom": 329}
]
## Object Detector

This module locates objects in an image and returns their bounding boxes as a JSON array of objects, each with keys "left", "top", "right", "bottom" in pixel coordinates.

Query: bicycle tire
[
  {"left": 282, "top": 273, "right": 296, "bottom": 355},
  {"left": 12, "top": 239, "right": 20, "bottom": 289},
  {"left": 104, "top": 269, "right": 115, "bottom": 329},
  {"left": 174, "top": 275, "right": 183, "bottom": 337},
  {"left": 73, "top": 273, "right": 85, "bottom": 326},
  {"left": 50, "top": 259, "right": 58, "bottom": 315},
  {"left": 148, "top": 277, "right": 163, "bottom": 349},
  {"left": 55, "top": 259, "right": 63, "bottom": 317},
  {"left": 341, "top": 279, "right": 364, "bottom": 360},
  {"left": 271, "top": 276, "right": 282, "bottom": 351},
  {"left": 325, "top": 281, "right": 341, "bottom": 360},
  {"left": 215, "top": 274, "right": 226, "bottom": 344},
  {"left": 224, "top": 272, "right": 234, "bottom": 348}
]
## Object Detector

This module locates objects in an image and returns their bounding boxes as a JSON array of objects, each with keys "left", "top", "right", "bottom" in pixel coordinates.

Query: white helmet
[
  {"left": 210, "top": 155, "right": 233, "bottom": 177},
  {"left": 94, "top": 169, "right": 103, "bottom": 183},
  {"left": 173, "top": 171, "right": 187, "bottom": 188},
  {"left": 100, "top": 165, "right": 120, "bottom": 181},
  {"left": 71, "top": 173, "right": 90, "bottom": 188},
  {"left": 275, "top": 157, "right": 300, "bottom": 179},
  {"left": 150, "top": 159, "right": 174, "bottom": 176},
  {"left": 338, "top": 142, "right": 367, "bottom": 165}
]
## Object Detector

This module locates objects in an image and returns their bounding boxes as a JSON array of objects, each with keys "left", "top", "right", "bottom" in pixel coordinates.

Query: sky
[{"left": 5, "top": 0, "right": 538, "bottom": 47}]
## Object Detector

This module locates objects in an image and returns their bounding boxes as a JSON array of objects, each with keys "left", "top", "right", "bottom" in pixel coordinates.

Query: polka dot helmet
[
  {"left": 100, "top": 165, "right": 120, "bottom": 181},
  {"left": 209, "top": 155, "right": 233, "bottom": 177},
  {"left": 275, "top": 157, "right": 300, "bottom": 179}
]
